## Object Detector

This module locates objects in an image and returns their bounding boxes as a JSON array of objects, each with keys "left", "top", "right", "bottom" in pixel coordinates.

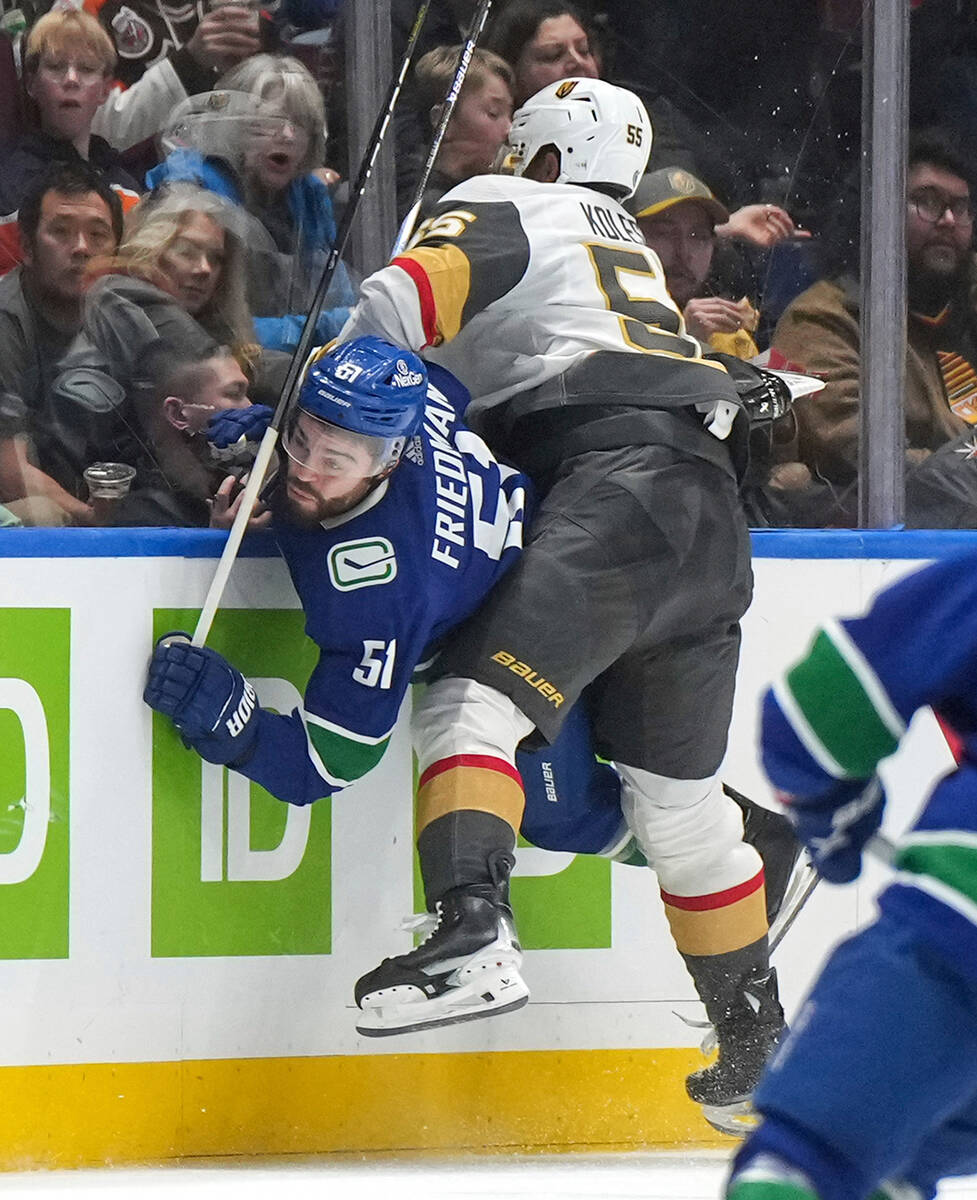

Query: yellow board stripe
[
  {"left": 664, "top": 887, "right": 768, "bottom": 956},
  {"left": 417, "top": 763, "right": 525, "bottom": 834},
  {"left": 0, "top": 1048, "right": 726, "bottom": 1168}
]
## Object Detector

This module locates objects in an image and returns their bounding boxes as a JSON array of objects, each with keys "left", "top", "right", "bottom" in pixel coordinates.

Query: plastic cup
[{"left": 84, "top": 462, "right": 136, "bottom": 524}]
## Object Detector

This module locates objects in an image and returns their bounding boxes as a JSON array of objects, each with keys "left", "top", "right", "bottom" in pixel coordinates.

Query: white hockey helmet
[{"left": 502, "top": 78, "right": 652, "bottom": 199}]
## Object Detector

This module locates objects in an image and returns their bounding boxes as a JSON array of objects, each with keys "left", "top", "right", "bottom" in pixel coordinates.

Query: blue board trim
[
  {"left": 751, "top": 529, "right": 977, "bottom": 558},
  {"left": 1, "top": 527, "right": 977, "bottom": 560},
  {"left": 0, "top": 528, "right": 281, "bottom": 559}
]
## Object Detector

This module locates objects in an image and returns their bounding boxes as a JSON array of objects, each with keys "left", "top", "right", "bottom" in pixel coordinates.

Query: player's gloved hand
[
  {"left": 779, "top": 776, "right": 886, "bottom": 884},
  {"left": 144, "top": 633, "right": 259, "bottom": 765},
  {"left": 206, "top": 405, "right": 273, "bottom": 450}
]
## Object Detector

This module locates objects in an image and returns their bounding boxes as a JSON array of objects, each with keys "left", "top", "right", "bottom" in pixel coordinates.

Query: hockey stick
[
  {"left": 768, "top": 832, "right": 901, "bottom": 956},
  {"left": 390, "top": 0, "right": 494, "bottom": 257},
  {"left": 768, "top": 856, "right": 819, "bottom": 956},
  {"left": 190, "top": 0, "right": 433, "bottom": 647}
]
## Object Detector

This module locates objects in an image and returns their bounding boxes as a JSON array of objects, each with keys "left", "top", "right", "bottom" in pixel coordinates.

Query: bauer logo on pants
[
  {"left": 150, "top": 608, "right": 330, "bottom": 958},
  {"left": 0, "top": 608, "right": 70, "bottom": 959}
]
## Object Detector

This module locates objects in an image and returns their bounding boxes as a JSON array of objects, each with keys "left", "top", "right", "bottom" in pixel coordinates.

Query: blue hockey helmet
[
  {"left": 283, "top": 337, "right": 428, "bottom": 483},
  {"left": 298, "top": 337, "right": 428, "bottom": 440}
]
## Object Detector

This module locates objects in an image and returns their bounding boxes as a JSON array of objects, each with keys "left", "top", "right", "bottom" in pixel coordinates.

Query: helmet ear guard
[{"left": 504, "top": 78, "right": 652, "bottom": 199}]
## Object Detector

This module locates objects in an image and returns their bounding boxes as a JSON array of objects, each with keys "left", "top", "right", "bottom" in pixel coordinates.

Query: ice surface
[{"left": 1, "top": 1153, "right": 976, "bottom": 1200}]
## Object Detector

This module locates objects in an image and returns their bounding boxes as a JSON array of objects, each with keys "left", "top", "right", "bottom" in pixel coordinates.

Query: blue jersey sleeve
[{"left": 762, "top": 550, "right": 977, "bottom": 797}]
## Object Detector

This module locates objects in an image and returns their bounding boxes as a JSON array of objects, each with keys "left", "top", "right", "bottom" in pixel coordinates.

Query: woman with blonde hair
[
  {"left": 149, "top": 53, "right": 354, "bottom": 352},
  {"left": 82, "top": 182, "right": 286, "bottom": 401}
]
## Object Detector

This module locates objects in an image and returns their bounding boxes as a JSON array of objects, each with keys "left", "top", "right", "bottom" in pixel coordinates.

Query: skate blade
[
  {"left": 356, "top": 968, "right": 530, "bottom": 1037},
  {"left": 699, "top": 1099, "right": 761, "bottom": 1137}
]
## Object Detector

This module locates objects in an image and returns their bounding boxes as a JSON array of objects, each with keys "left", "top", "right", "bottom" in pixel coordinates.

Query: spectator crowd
[{"left": 2, "top": 0, "right": 977, "bottom": 528}]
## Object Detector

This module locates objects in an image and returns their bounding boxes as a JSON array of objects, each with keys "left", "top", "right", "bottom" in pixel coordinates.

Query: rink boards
[{"left": 0, "top": 527, "right": 969, "bottom": 1168}]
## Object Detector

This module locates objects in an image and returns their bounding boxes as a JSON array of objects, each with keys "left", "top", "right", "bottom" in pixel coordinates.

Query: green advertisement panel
[
  {"left": 0, "top": 608, "right": 70, "bottom": 959},
  {"left": 151, "top": 609, "right": 328, "bottom": 958},
  {"left": 512, "top": 844, "right": 612, "bottom": 950}
]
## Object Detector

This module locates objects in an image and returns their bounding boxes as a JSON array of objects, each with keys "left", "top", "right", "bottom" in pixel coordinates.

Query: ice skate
[
  {"left": 354, "top": 882, "right": 529, "bottom": 1036},
  {"left": 687, "top": 963, "right": 786, "bottom": 1136}
]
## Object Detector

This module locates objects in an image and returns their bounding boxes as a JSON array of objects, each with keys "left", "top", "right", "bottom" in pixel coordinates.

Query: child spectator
[
  {"left": 148, "top": 54, "right": 354, "bottom": 352},
  {"left": 0, "top": 8, "right": 140, "bottom": 274},
  {"left": 0, "top": 161, "right": 123, "bottom": 525},
  {"left": 399, "top": 44, "right": 514, "bottom": 220}
]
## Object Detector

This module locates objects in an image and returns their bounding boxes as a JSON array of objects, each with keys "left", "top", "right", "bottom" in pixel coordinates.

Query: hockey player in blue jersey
[
  {"left": 726, "top": 550, "right": 977, "bottom": 1200},
  {"left": 143, "top": 336, "right": 652, "bottom": 1027},
  {"left": 145, "top": 336, "right": 530, "bottom": 807}
]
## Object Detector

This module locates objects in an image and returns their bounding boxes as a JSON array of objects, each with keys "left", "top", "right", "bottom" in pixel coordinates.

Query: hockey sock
[
  {"left": 417, "top": 810, "right": 516, "bottom": 910},
  {"left": 682, "top": 935, "right": 774, "bottom": 1027},
  {"left": 663, "top": 863, "right": 768, "bottom": 961}
]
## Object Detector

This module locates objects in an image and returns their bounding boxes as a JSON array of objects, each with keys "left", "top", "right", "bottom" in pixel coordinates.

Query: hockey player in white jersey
[{"left": 342, "top": 79, "right": 783, "bottom": 1131}]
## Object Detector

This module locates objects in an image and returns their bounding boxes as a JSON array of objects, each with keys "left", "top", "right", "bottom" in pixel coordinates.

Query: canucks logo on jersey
[{"left": 271, "top": 363, "right": 531, "bottom": 794}]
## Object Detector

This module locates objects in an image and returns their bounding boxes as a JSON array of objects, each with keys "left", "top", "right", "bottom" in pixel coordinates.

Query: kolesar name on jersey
[{"left": 579, "top": 203, "right": 645, "bottom": 245}]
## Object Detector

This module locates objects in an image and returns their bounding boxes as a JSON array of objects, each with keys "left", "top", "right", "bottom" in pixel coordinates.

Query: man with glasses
[{"left": 771, "top": 128, "right": 977, "bottom": 523}]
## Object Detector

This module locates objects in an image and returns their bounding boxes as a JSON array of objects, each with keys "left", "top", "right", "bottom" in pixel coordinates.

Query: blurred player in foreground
[{"left": 727, "top": 551, "right": 977, "bottom": 1200}]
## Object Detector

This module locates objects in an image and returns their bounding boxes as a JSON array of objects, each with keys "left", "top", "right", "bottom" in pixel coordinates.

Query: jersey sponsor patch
[{"left": 327, "top": 537, "right": 398, "bottom": 591}]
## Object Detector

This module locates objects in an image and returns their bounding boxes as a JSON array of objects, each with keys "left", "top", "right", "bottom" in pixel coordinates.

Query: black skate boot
[
  {"left": 724, "top": 785, "right": 802, "bottom": 926},
  {"left": 684, "top": 942, "right": 786, "bottom": 1136},
  {"left": 354, "top": 881, "right": 529, "bottom": 1036}
]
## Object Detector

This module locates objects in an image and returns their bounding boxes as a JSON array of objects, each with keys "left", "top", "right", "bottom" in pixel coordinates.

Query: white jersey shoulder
[{"left": 422, "top": 176, "right": 698, "bottom": 405}]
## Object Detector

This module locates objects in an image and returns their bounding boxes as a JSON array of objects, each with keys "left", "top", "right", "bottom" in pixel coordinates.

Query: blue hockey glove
[
  {"left": 782, "top": 776, "right": 886, "bottom": 884},
  {"left": 144, "top": 633, "right": 259, "bottom": 766},
  {"left": 206, "top": 404, "right": 273, "bottom": 451}
]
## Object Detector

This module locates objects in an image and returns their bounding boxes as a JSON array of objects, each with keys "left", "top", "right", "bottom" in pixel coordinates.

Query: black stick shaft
[
  {"left": 271, "top": 0, "right": 434, "bottom": 432},
  {"left": 391, "top": 0, "right": 494, "bottom": 257}
]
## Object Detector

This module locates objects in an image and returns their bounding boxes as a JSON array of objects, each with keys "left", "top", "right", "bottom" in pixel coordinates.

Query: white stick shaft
[{"left": 191, "top": 425, "right": 280, "bottom": 647}]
